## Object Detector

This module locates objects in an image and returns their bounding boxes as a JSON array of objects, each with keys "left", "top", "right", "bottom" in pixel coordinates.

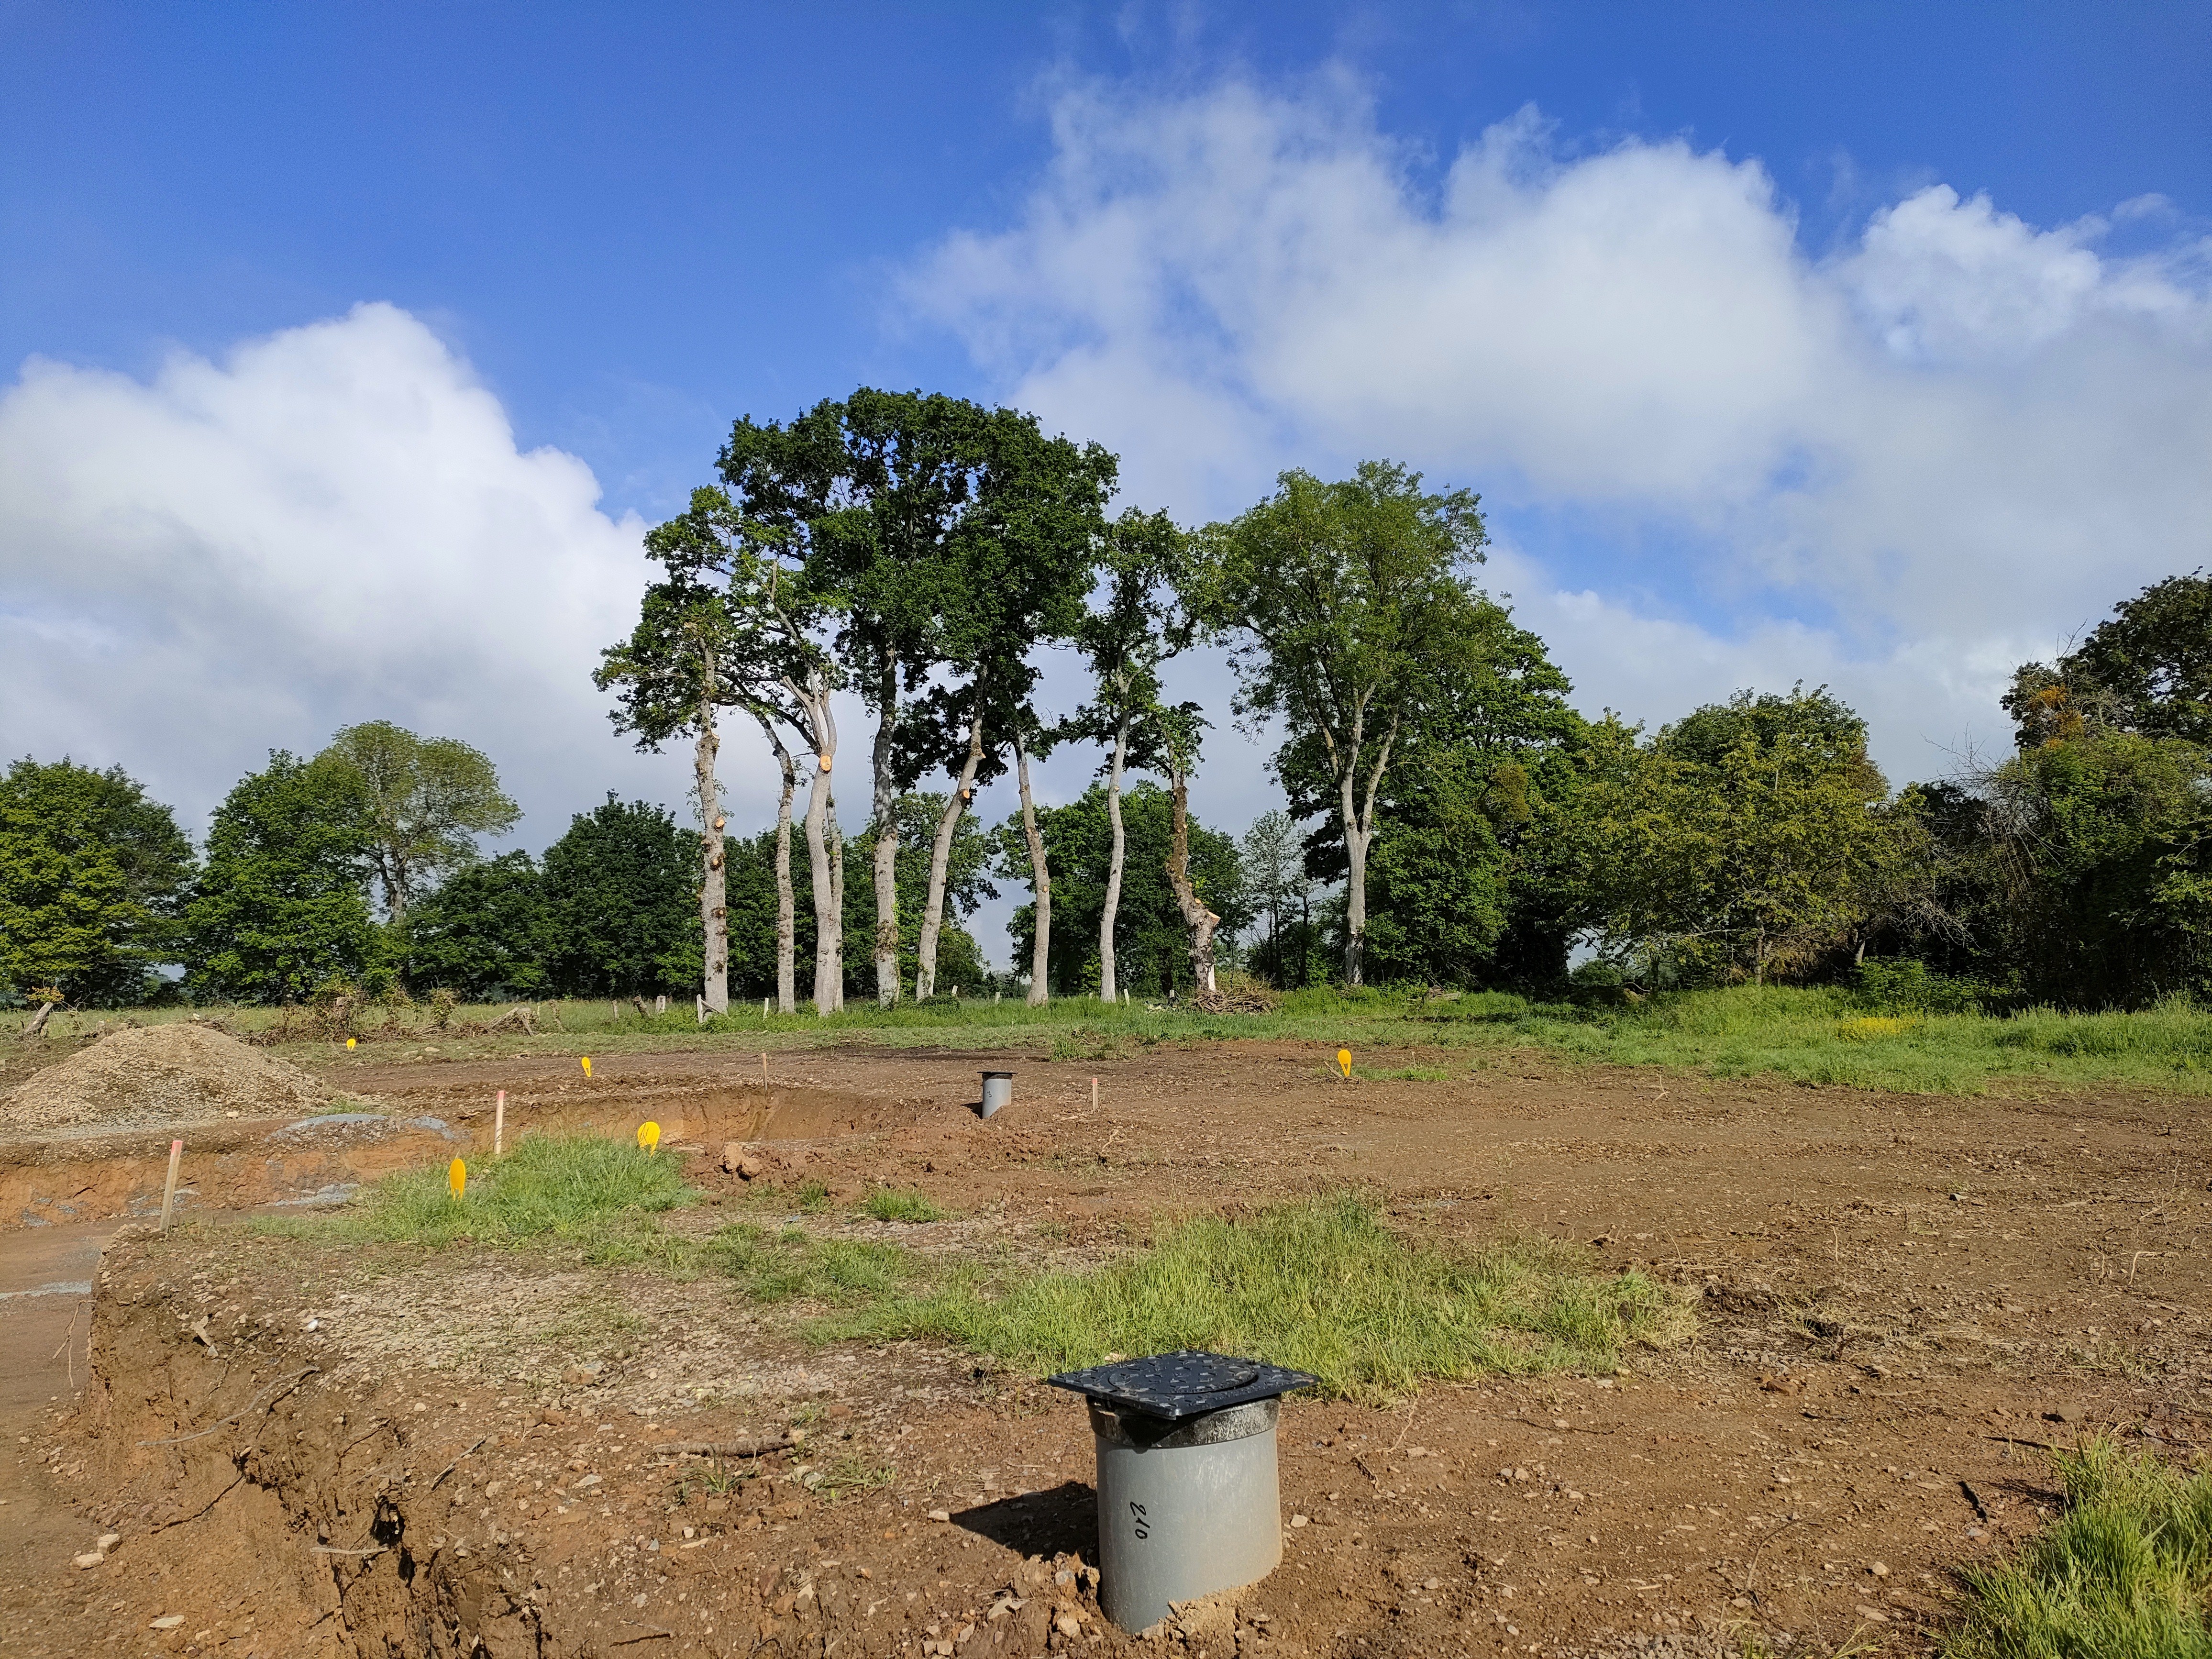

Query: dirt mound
[{"left": 0, "top": 1023, "right": 339, "bottom": 1135}]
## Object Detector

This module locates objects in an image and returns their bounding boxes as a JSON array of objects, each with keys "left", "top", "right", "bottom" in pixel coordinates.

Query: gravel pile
[{"left": 1, "top": 1023, "right": 339, "bottom": 1134}]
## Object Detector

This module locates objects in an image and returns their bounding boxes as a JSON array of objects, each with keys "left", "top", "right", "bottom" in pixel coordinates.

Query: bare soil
[
  {"left": 1, "top": 1024, "right": 343, "bottom": 1135},
  {"left": 2, "top": 1039, "right": 2208, "bottom": 1659}
]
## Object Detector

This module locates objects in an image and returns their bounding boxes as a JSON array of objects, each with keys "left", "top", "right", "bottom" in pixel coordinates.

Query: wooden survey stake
[{"left": 159, "top": 1139, "right": 183, "bottom": 1231}]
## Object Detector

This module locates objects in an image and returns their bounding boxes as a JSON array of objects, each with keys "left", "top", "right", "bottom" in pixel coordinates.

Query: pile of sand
[{"left": 1, "top": 1023, "right": 339, "bottom": 1135}]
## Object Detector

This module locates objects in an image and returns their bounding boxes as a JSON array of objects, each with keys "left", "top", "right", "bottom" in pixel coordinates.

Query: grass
[
  {"left": 34, "top": 980, "right": 2212, "bottom": 1099},
  {"left": 829, "top": 1194, "right": 1690, "bottom": 1399},
  {"left": 1942, "top": 1438, "right": 2212, "bottom": 1659},
  {"left": 264, "top": 1143, "right": 1685, "bottom": 1400},
  {"left": 861, "top": 1187, "right": 948, "bottom": 1223},
  {"left": 249, "top": 1133, "right": 695, "bottom": 1268}
]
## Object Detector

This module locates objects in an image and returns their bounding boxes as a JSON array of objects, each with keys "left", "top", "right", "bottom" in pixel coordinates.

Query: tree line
[{"left": 5, "top": 383, "right": 2208, "bottom": 1015}]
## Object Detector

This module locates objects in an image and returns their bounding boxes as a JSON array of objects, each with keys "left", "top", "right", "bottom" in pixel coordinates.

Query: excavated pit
[{"left": 1, "top": 1084, "right": 937, "bottom": 1232}]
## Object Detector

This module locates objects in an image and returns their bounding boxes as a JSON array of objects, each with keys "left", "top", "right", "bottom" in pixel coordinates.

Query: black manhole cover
[{"left": 1050, "top": 1349, "right": 1316, "bottom": 1422}]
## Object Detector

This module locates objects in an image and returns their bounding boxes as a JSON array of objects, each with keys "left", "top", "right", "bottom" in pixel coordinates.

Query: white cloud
[
  {"left": 903, "top": 77, "right": 2212, "bottom": 785},
  {"left": 0, "top": 303, "right": 704, "bottom": 845}
]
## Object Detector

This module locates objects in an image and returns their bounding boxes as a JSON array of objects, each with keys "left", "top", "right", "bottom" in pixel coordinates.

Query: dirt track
[{"left": 3, "top": 1039, "right": 2208, "bottom": 1657}]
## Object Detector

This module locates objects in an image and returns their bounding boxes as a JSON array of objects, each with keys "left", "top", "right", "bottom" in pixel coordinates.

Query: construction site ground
[{"left": 2, "top": 1038, "right": 2208, "bottom": 1659}]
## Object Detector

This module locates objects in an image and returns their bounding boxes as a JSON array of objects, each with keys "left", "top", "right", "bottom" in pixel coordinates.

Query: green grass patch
[
  {"left": 831, "top": 1194, "right": 1688, "bottom": 1399},
  {"left": 861, "top": 1187, "right": 947, "bottom": 1224},
  {"left": 704, "top": 1223, "right": 922, "bottom": 1305},
  {"left": 1943, "top": 1438, "right": 2212, "bottom": 1659},
  {"left": 250, "top": 1133, "right": 695, "bottom": 1268}
]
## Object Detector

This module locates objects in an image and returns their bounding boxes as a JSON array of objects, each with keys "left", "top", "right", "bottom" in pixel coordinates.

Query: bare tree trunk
[
  {"left": 1340, "top": 770, "right": 1368, "bottom": 987},
  {"left": 826, "top": 790, "right": 845, "bottom": 1011},
  {"left": 752, "top": 711, "right": 799, "bottom": 1015},
  {"left": 1016, "top": 733, "right": 1051, "bottom": 1007},
  {"left": 1165, "top": 760, "right": 1220, "bottom": 993},
  {"left": 915, "top": 696, "right": 988, "bottom": 1001},
  {"left": 1099, "top": 712, "right": 1128, "bottom": 1004},
  {"left": 869, "top": 646, "right": 900, "bottom": 1008},
  {"left": 694, "top": 704, "right": 729, "bottom": 1017}
]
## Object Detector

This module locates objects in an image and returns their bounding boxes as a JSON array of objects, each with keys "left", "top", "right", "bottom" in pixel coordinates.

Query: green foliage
[
  {"left": 400, "top": 852, "right": 555, "bottom": 997},
  {"left": 0, "top": 758, "right": 194, "bottom": 1005},
  {"left": 993, "top": 781, "right": 1248, "bottom": 996},
  {"left": 279, "top": 1134, "right": 694, "bottom": 1268},
  {"left": 860, "top": 1187, "right": 947, "bottom": 1223},
  {"left": 1580, "top": 688, "right": 1921, "bottom": 985},
  {"left": 1979, "top": 728, "right": 2212, "bottom": 1006},
  {"left": 838, "top": 1195, "right": 1685, "bottom": 1399},
  {"left": 316, "top": 721, "right": 519, "bottom": 921},
  {"left": 183, "top": 751, "right": 381, "bottom": 1004},
  {"left": 705, "top": 1224, "right": 918, "bottom": 1304},
  {"left": 1202, "top": 459, "right": 1492, "bottom": 983},
  {"left": 541, "top": 796, "right": 702, "bottom": 996},
  {"left": 1942, "top": 1439, "right": 2212, "bottom": 1659}
]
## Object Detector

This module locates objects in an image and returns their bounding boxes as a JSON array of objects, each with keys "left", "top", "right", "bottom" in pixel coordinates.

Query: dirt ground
[{"left": 2, "top": 1039, "right": 2208, "bottom": 1659}]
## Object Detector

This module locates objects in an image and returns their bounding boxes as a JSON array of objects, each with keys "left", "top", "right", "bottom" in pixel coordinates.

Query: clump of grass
[
  {"left": 705, "top": 1223, "right": 919, "bottom": 1305},
  {"left": 793, "top": 1178, "right": 832, "bottom": 1213},
  {"left": 836, "top": 1194, "right": 1689, "bottom": 1399},
  {"left": 1943, "top": 1438, "right": 2212, "bottom": 1659},
  {"left": 862, "top": 1187, "right": 946, "bottom": 1224},
  {"left": 1837, "top": 1016, "right": 1917, "bottom": 1040},
  {"left": 253, "top": 1134, "right": 694, "bottom": 1268}
]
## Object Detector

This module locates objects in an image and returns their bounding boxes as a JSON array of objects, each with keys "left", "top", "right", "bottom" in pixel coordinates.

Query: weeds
[
  {"left": 830, "top": 1194, "right": 1690, "bottom": 1400},
  {"left": 249, "top": 1134, "right": 694, "bottom": 1268},
  {"left": 861, "top": 1187, "right": 947, "bottom": 1224},
  {"left": 1942, "top": 1437, "right": 2212, "bottom": 1659}
]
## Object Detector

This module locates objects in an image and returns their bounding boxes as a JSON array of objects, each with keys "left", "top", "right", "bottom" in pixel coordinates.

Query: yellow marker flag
[
  {"left": 581, "top": 1055, "right": 593, "bottom": 1078},
  {"left": 448, "top": 1158, "right": 466, "bottom": 1200},
  {"left": 345, "top": 1037, "right": 356, "bottom": 1051},
  {"left": 637, "top": 1120, "right": 661, "bottom": 1155},
  {"left": 1337, "top": 1047, "right": 1353, "bottom": 1080}
]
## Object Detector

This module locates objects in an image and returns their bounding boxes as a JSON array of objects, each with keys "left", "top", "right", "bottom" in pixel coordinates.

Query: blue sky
[{"left": 3, "top": 2, "right": 2208, "bottom": 961}]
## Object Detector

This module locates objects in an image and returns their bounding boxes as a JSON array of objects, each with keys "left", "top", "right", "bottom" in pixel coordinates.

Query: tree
[
  {"left": 1582, "top": 689, "right": 1915, "bottom": 985},
  {"left": 317, "top": 721, "right": 519, "bottom": 921},
  {"left": 2020, "top": 570, "right": 2212, "bottom": 748},
  {"left": 541, "top": 796, "right": 701, "bottom": 996},
  {"left": 1238, "top": 810, "right": 1305, "bottom": 988},
  {"left": 0, "top": 758, "right": 194, "bottom": 1005},
  {"left": 837, "top": 792, "right": 997, "bottom": 993},
  {"left": 1284, "top": 603, "right": 1591, "bottom": 987},
  {"left": 601, "top": 490, "right": 831, "bottom": 1015},
  {"left": 1062, "top": 509, "right": 1194, "bottom": 1002},
  {"left": 719, "top": 389, "right": 1115, "bottom": 1007},
  {"left": 401, "top": 852, "right": 554, "bottom": 997},
  {"left": 1202, "top": 461, "right": 1490, "bottom": 984},
  {"left": 183, "top": 752, "right": 379, "bottom": 1003},
  {"left": 995, "top": 782, "right": 1248, "bottom": 997}
]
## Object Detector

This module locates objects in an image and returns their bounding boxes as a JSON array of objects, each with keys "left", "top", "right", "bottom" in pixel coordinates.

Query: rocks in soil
[
  {"left": 721, "top": 1142, "right": 771, "bottom": 1179},
  {"left": 2, "top": 1023, "right": 342, "bottom": 1133}
]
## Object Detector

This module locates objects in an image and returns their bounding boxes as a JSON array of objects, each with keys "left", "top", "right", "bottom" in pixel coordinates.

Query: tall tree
[
  {"left": 1238, "top": 809, "right": 1304, "bottom": 988},
  {"left": 1582, "top": 689, "right": 1916, "bottom": 985},
  {"left": 541, "top": 796, "right": 701, "bottom": 996},
  {"left": 317, "top": 721, "right": 519, "bottom": 921},
  {"left": 1202, "top": 461, "right": 1490, "bottom": 984},
  {"left": 1062, "top": 509, "right": 1193, "bottom": 1003},
  {"left": 601, "top": 490, "right": 829, "bottom": 1015},
  {"left": 0, "top": 758, "right": 194, "bottom": 1005},
  {"left": 719, "top": 389, "right": 1114, "bottom": 1006},
  {"left": 183, "top": 752, "right": 379, "bottom": 1003}
]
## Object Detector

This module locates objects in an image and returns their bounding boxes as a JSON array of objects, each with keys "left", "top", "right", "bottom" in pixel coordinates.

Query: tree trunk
[
  {"left": 1099, "top": 713, "right": 1128, "bottom": 1004},
  {"left": 1341, "top": 767, "right": 1369, "bottom": 987},
  {"left": 1165, "top": 760, "right": 1221, "bottom": 994},
  {"left": 753, "top": 711, "right": 799, "bottom": 1016},
  {"left": 694, "top": 707, "right": 729, "bottom": 1017},
  {"left": 869, "top": 646, "right": 900, "bottom": 1008},
  {"left": 803, "top": 759, "right": 843, "bottom": 1016},
  {"left": 1015, "top": 733, "right": 1051, "bottom": 1006},
  {"left": 827, "top": 791, "right": 846, "bottom": 1009},
  {"left": 914, "top": 697, "right": 988, "bottom": 1001}
]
